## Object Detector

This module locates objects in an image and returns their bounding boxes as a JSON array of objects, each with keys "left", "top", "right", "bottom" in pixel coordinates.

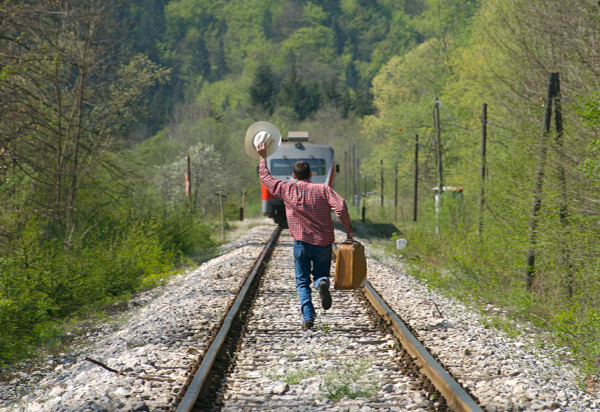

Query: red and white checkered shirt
[{"left": 260, "top": 158, "right": 352, "bottom": 246}]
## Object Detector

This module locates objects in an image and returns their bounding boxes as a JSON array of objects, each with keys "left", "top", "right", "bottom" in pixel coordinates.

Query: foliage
[
  {"left": 249, "top": 64, "right": 278, "bottom": 115},
  {"left": 278, "top": 65, "right": 321, "bottom": 121},
  {"left": 3, "top": 0, "right": 600, "bottom": 384},
  {"left": 153, "top": 142, "right": 225, "bottom": 211},
  {"left": 121, "top": 0, "right": 420, "bottom": 128},
  {"left": 0, "top": 0, "right": 170, "bottom": 245},
  {"left": 0, "top": 0, "right": 212, "bottom": 365},
  {"left": 575, "top": 89, "right": 600, "bottom": 182},
  {"left": 282, "top": 366, "right": 318, "bottom": 385},
  {"left": 359, "top": 0, "right": 600, "bottom": 379},
  {"left": 0, "top": 208, "right": 218, "bottom": 364},
  {"left": 553, "top": 305, "right": 600, "bottom": 376}
]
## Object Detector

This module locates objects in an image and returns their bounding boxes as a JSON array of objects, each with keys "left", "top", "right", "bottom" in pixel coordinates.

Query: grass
[
  {"left": 265, "top": 365, "right": 317, "bottom": 385},
  {"left": 481, "top": 314, "right": 521, "bottom": 339},
  {"left": 284, "top": 367, "right": 318, "bottom": 385},
  {"left": 316, "top": 322, "right": 330, "bottom": 333},
  {"left": 265, "top": 358, "right": 380, "bottom": 402},
  {"left": 352, "top": 215, "right": 600, "bottom": 388},
  {"left": 322, "top": 359, "right": 380, "bottom": 401}
]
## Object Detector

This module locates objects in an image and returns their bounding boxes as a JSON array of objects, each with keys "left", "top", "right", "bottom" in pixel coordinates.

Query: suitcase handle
[{"left": 341, "top": 238, "right": 360, "bottom": 245}]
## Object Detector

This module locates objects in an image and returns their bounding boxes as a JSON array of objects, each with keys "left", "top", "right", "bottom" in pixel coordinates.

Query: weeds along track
[{"left": 177, "top": 229, "right": 481, "bottom": 411}]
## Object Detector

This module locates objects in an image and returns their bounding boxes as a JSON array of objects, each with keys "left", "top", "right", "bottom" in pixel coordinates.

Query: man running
[{"left": 256, "top": 141, "right": 354, "bottom": 330}]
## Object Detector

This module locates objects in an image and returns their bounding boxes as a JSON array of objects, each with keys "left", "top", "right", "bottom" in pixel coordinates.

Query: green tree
[
  {"left": 262, "top": 7, "right": 273, "bottom": 39},
  {"left": 0, "top": 0, "right": 175, "bottom": 364},
  {"left": 249, "top": 64, "right": 278, "bottom": 115},
  {"left": 323, "top": 77, "right": 342, "bottom": 108},
  {"left": 345, "top": 61, "right": 360, "bottom": 89},
  {"left": 0, "top": 1, "right": 169, "bottom": 244},
  {"left": 577, "top": 90, "right": 600, "bottom": 183},
  {"left": 278, "top": 65, "right": 320, "bottom": 121}
]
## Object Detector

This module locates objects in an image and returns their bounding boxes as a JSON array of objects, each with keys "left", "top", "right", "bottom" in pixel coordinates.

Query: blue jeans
[{"left": 293, "top": 240, "right": 332, "bottom": 321}]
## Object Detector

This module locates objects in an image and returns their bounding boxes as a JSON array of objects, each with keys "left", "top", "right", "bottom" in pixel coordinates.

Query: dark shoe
[
  {"left": 318, "top": 280, "right": 332, "bottom": 310},
  {"left": 302, "top": 320, "right": 314, "bottom": 330}
]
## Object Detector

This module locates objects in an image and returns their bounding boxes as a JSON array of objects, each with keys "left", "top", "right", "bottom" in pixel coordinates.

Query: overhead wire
[
  {"left": 435, "top": 97, "right": 517, "bottom": 144},
  {"left": 485, "top": 120, "right": 516, "bottom": 142},
  {"left": 434, "top": 98, "right": 477, "bottom": 132}
]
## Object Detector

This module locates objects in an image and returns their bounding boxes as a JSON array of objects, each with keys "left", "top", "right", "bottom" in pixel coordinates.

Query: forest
[{"left": 1, "top": 0, "right": 599, "bottom": 384}]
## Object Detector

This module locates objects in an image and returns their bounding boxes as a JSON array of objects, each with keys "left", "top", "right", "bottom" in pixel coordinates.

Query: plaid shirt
[{"left": 260, "top": 158, "right": 352, "bottom": 246}]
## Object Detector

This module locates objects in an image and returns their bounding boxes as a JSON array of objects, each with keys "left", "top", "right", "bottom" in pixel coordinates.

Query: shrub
[{"left": 0, "top": 210, "right": 216, "bottom": 364}]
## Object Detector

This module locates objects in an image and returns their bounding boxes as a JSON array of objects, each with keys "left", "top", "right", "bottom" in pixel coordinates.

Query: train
[{"left": 261, "top": 131, "right": 338, "bottom": 228}]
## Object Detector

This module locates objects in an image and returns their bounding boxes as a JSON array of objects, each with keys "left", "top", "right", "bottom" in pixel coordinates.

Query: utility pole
[
  {"left": 413, "top": 134, "right": 419, "bottom": 222},
  {"left": 356, "top": 158, "right": 361, "bottom": 214},
  {"left": 239, "top": 190, "right": 246, "bottom": 221},
  {"left": 352, "top": 146, "right": 356, "bottom": 204},
  {"left": 394, "top": 163, "right": 398, "bottom": 221},
  {"left": 434, "top": 97, "right": 443, "bottom": 195},
  {"left": 217, "top": 191, "right": 226, "bottom": 243},
  {"left": 380, "top": 159, "right": 384, "bottom": 207},
  {"left": 526, "top": 74, "right": 556, "bottom": 289},
  {"left": 344, "top": 151, "right": 349, "bottom": 200},
  {"left": 434, "top": 97, "right": 443, "bottom": 233},
  {"left": 478, "top": 103, "right": 488, "bottom": 236},
  {"left": 186, "top": 154, "right": 192, "bottom": 210},
  {"left": 552, "top": 74, "right": 573, "bottom": 297},
  {"left": 362, "top": 174, "right": 367, "bottom": 222}
]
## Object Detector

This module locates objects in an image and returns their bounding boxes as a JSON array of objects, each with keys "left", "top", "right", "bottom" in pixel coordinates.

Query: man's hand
[{"left": 256, "top": 141, "right": 268, "bottom": 159}]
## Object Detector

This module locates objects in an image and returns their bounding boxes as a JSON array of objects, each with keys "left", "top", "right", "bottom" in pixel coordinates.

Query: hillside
[{"left": 1, "top": 0, "right": 599, "bottom": 383}]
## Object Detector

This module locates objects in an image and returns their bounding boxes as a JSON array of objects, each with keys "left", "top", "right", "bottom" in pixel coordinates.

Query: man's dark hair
[{"left": 294, "top": 161, "right": 311, "bottom": 180}]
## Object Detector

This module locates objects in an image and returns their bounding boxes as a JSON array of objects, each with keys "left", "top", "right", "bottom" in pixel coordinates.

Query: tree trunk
[{"left": 66, "top": 3, "right": 93, "bottom": 247}]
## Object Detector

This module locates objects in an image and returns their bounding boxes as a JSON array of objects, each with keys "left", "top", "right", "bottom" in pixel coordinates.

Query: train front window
[{"left": 270, "top": 159, "right": 327, "bottom": 176}]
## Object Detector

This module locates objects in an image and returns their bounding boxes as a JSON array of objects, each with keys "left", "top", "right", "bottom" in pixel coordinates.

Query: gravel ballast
[{"left": 0, "top": 223, "right": 596, "bottom": 411}]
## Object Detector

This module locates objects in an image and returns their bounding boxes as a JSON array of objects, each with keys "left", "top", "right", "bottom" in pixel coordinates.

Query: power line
[
  {"left": 435, "top": 97, "right": 517, "bottom": 144},
  {"left": 485, "top": 120, "right": 516, "bottom": 142},
  {"left": 434, "top": 98, "right": 477, "bottom": 131}
]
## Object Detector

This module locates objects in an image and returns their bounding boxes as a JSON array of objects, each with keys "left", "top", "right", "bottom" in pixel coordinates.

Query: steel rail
[
  {"left": 176, "top": 226, "right": 282, "bottom": 412},
  {"left": 362, "top": 280, "right": 483, "bottom": 412}
]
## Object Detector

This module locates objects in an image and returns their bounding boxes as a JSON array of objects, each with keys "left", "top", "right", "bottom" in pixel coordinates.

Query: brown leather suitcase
[{"left": 334, "top": 241, "right": 367, "bottom": 290}]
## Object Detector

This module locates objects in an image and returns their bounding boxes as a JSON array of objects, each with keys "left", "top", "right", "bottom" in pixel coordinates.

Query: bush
[
  {"left": 0, "top": 211, "right": 217, "bottom": 365},
  {"left": 157, "top": 209, "right": 217, "bottom": 261}
]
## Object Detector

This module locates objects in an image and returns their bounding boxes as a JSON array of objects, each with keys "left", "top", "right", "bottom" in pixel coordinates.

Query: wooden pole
[
  {"left": 219, "top": 191, "right": 225, "bottom": 243},
  {"left": 394, "top": 163, "right": 398, "bottom": 221},
  {"left": 413, "top": 134, "right": 419, "bottom": 222},
  {"left": 552, "top": 73, "right": 573, "bottom": 297},
  {"left": 239, "top": 190, "right": 246, "bottom": 221},
  {"left": 434, "top": 98, "right": 443, "bottom": 233},
  {"left": 555, "top": 73, "right": 566, "bottom": 224},
  {"left": 477, "top": 103, "right": 488, "bottom": 236},
  {"left": 186, "top": 154, "right": 192, "bottom": 209},
  {"left": 526, "top": 74, "right": 554, "bottom": 289},
  {"left": 380, "top": 159, "right": 384, "bottom": 207},
  {"left": 344, "top": 151, "right": 349, "bottom": 200},
  {"left": 362, "top": 174, "right": 366, "bottom": 222},
  {"left": 434, "top": 98, "right": 443, "bottom": 196},
  {"left": 352, "top": 146, "right": 356, "bottom": 203}
]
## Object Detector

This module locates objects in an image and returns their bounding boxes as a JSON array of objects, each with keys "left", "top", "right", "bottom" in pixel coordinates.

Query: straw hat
[{"left": 244, "top": 121, "right": 281, "bottom": 159}]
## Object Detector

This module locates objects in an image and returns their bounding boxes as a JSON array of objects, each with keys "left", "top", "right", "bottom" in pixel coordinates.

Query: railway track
[
  {"left": 2, "top": 224, "right": 593, "bottom": 411},
  {"left": 176, "top": 228, "right": 482, "bottom": 411}
]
